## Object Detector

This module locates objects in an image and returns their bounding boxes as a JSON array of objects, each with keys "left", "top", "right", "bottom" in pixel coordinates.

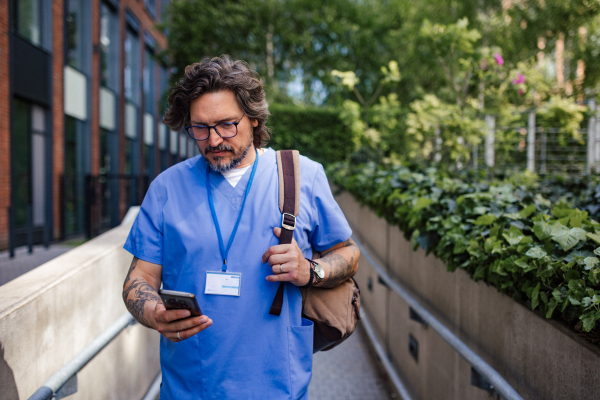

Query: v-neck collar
[{"left": 196, "top": 148, "right": 276, "bottom": 209}]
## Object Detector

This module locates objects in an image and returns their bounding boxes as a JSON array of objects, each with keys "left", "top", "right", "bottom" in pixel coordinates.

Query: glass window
[
  {"left": 12, "top": 98, "right": 31, "bottom": 227},
  {"left": 65, "top": 116, "right": 84, "bottom": 236},
  {"left": 124, "top": 29, "right": 140, "bottom": 104},
  {"left": 13, "top": 0, "right": 43, "bottom": 46},
  {"left": 144, "top": 48, "right": 155, "bottom": 114},
  {"left": 145, "top": 0, "right": 156, "bottom": 19},
  {"left": 100, "top": 3, "right": 119, "bottom": 90},
  {"left": 67, "top": 0, "right": 86, "bottom": 70}
]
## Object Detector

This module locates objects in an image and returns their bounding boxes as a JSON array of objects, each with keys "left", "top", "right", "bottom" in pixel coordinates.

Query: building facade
[{"left": 0, "top": 0, "right": 197, "bottom": 250}]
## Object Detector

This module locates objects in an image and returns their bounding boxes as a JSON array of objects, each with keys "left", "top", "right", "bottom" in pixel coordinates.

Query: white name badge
[{"left": 205, "top": 271, "right": 241, "bottom": 296}]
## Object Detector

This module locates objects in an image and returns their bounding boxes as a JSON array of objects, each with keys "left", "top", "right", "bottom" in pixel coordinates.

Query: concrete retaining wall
[
  {"left": 0, "top": 208, "right": 160, "bottom": 400},
  {"left": 336, "top": 192, "right": 600, "bottom": 400}
]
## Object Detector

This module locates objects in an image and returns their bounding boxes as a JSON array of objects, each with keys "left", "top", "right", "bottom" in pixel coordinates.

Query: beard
[{"left": 204, "top": 139, "right": 253, "bottom": 172}]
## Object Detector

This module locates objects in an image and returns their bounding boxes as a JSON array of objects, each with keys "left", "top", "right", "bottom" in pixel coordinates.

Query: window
[
  {"left": 145, "top": 0, "right": 156, "bottom": 19},
  {"left": 144, "top": 48, "right": 155, "bottom": 114},
  {"left": 12, "top": 98, "right": 31, "bottom": 227},
  {"left": 100, "top": 3, "right": 119, "bottom": 90},
  {"left": 67, "top": 0, "right": 87, "bottom": 70},
  {"left": 124, "top": 29, "right": 140, "bottom": 104},
  {"left": 65, "top": 116, "right": 84, "bottom": 236},
  {"left": 12, "top": 0, "right": 43, "bottom": 46}
]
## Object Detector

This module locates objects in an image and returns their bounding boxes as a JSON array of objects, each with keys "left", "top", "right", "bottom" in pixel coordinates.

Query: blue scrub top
[{"left": 124, "top": 148, "right": 352, "bottom": 400}]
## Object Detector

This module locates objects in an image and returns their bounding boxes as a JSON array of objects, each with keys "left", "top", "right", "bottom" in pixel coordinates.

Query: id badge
[{"left": 205, "top": 271, "right": 241, "bottom": 296}]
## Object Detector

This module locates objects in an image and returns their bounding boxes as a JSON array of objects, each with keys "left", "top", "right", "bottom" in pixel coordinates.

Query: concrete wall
[
  {"left": 337, "top": 192, "right": 600, "bottom": 400},
  {"left": 0, "top": 208, "right": 160, "bottom": 400}
]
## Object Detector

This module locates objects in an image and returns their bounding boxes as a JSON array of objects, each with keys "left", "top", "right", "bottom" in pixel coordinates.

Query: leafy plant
[{"left": 329, "top": 161, "right": 600, "bottom": 334}]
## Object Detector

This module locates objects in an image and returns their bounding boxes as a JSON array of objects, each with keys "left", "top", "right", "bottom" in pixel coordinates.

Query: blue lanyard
[{"left": 206, "top": 148, "right": 259, "bottom": 271}]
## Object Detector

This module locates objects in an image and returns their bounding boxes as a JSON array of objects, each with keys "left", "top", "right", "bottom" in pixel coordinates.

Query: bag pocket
[{"left": 287, "top": 318, "right": 314, "bottom": 399}]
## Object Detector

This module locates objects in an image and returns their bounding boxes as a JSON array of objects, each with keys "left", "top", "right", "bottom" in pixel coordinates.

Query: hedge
[
  {"left": 329, "top": 161, "right": 600, "bottom": 336},
  {"left": 267, "top": 104, "right": 351, "bottom": 165}
]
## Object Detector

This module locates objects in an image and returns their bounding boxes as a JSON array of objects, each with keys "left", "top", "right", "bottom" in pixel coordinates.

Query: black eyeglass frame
[{"left": 184, "top": 113, "right": 246, "bottom": 141}]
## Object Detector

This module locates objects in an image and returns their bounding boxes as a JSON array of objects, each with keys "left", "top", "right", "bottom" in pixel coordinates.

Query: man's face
[{"left": 189, "top": 90, "right": 258, "bottom": 172}]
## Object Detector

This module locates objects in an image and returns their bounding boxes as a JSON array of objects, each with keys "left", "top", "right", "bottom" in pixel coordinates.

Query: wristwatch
[{"left": 300, "top": 259, "right": 324, "bottom": 289}]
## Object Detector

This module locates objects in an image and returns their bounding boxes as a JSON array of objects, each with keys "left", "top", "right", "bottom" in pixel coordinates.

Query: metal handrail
[
  {"left": 28, "top": 313, "right": 137, "bottom": 400},
  {"left": 359, "top": 309, "right": 414, "bottom": 400},
  {"left": 353, "top": 235, "right": 524, "bottom": 400}
]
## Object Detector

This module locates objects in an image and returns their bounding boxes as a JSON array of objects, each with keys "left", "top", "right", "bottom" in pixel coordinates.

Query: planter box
[{"left": 336, "top": 192, "right": 600, "bottom": 400}]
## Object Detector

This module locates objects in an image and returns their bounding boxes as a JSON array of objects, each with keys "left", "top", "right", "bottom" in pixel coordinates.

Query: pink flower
[
  {"left": 518, "top": 89, "right": 524, "bottom": 96},
  {"left": 512, "top": 74, "right": 525, "bottom": 84},
  {"left": 494, "top": 53, "right": 504, "bottom": 65}
]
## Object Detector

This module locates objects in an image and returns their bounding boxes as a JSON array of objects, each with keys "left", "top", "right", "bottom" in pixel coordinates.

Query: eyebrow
[{"left": 190, "top": 116, "right": 238, "bottom": 125}]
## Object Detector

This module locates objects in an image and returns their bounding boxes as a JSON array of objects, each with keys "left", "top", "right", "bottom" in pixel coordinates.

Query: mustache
[{"left": 204, "top": 144, "right": 234, "bottom": 155}]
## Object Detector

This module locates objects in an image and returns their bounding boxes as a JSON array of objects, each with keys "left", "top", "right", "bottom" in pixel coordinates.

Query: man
[{"left": 122, "top": 56, "right": 359, "bottom": 399}]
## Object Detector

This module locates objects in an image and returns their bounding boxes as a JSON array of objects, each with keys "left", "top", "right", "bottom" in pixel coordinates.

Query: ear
[{"left": 252, "top": 118, "right": 259, "bottom": 128}]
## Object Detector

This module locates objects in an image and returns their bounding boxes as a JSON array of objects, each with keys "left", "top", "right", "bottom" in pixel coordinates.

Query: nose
[{"left": 207, "top": 127, "right": 223, "bottom": 148}]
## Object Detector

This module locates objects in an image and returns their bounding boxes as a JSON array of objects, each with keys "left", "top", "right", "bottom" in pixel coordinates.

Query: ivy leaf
[
  {"left": 515, "top": 257, "right": 529, "bottom": 269},
  {"left": 533, "top": 220, "right": 556, "bottom": 241},
  {"left": 596, "top": 247, "right": 600, "bottom": 256},
  {"left": 503, "top": 226, "right": 524, "bottom": 246},
  {"left": 551, "top": 226, "right": 588, "bottom": 252},
  {"left": 588, "top": 233, "right": 600, "bottom": 244},
  {"left": 546, "top": 298, "right": 557, "bottom": 318},
  {"left": 580, "top": 310, "right": 600, "bottom": 332},
  {"left": 531, "top": 283, "right": 541, "bottom": 310},
  {"left": 519, "top": 204, "right": 536, "bottom": 219},
  {"left": 583, "top": 257, "right": 599, "bottom": 270},
  {"left": 474, "top": 214, "right": 496, "bottom": 225},
  {"left": 413, "top": 197, "right": 433, "bottom": 211},
  {"left": 525, "top": 247, "right": 547, "bottom": 259},
  {"left": 552, "top": 204, "right": 573, "bottom": 218}
]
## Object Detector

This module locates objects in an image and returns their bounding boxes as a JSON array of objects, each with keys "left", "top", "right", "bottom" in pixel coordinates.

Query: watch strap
[{"left": 300, "top": 262, "right": 314, "bottom": 289}]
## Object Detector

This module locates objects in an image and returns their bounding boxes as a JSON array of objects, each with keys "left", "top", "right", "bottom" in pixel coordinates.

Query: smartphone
[{"left": 158, "top": 289, "right": 202, "bottom": 317}]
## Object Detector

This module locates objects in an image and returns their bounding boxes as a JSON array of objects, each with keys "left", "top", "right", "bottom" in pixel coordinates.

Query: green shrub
[
  {"left": 329, "top": 161, "right": 600, "bottom": 334},
  {"left": 267, "top": 104, "right": 351, "bottom": 165}
]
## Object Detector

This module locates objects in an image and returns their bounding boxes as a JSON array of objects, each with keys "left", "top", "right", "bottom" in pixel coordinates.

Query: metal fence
[{"left": 473, "top": 99, "right": 599, "bottom": 176}]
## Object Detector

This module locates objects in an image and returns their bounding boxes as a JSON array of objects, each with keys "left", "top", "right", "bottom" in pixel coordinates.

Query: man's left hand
[{"left": 262, "top": 227, "right": 311, "bottom": 286}]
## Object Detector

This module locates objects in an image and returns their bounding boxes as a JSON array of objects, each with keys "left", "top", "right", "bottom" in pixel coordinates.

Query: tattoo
[
  {"left": 123, "top": 278, "right": 160, "bottom": 328},
  {"left": 124, "top": 257, "right": 138, "bottom": 286},
  {"left": 320, "top": 238, "right": 359, "bottom": 288}
]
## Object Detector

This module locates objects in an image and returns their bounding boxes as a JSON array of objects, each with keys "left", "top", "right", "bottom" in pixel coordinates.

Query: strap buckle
[{"left": 281, "top": 213, "right": 296, "bottom": 230}]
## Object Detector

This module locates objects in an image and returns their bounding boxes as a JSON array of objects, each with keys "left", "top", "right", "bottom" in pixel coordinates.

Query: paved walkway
[
  {"left": 0, "top": 243, "right": 76, "bottom": 286},
  {"left": 309, "top": 324, "right": 399, "bottom": 399}
]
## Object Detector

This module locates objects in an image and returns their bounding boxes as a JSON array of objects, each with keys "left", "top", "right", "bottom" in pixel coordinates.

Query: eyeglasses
[{"left": 185, "top": 113, "right": 246, "bottom": 141}]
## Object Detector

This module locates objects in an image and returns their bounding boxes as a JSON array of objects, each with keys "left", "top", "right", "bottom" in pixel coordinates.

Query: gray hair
[{"left": 163, "top": 55, "right": 270, "bottom": 148}]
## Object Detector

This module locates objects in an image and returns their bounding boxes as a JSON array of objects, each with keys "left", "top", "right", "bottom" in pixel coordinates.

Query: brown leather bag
[{"left": 269, "top": 150, "right": 361, "bottom": 353}]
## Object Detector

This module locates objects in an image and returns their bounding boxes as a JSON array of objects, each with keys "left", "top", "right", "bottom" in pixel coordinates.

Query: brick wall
[{"left": 0, "top": 0, "right": 10, "bottom": 249}]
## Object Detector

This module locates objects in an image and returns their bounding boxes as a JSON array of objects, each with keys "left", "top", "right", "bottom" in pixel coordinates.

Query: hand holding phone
[
  {"left": 159, "top": 289, "right": 202, "bottom": 317},
  {"left": 155, "top": 289, "right": 211, "bottom": 342}
]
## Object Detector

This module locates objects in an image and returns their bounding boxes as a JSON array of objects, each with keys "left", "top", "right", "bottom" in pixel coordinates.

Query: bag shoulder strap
[{"left": 269, "top": 150, "right": 300, "bottom": 316}]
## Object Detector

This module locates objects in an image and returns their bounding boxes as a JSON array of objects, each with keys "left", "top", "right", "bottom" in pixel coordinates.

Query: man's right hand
[{"left": 153, "top": 302, "right": 213, "bottom": 342}]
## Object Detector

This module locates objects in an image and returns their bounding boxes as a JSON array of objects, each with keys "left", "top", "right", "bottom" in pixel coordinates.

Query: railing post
[
  {"left": 588, "top": 99, "right": 596, "bottom": 175},
  {"left": 527, "top": 110, "right": 536, "bottom": 172},
  {"left": 472, "top": 143, "right": 478, "bottom": 170},
  {"left": 485, "top": 115, "right": 495, "bottom": 169}
]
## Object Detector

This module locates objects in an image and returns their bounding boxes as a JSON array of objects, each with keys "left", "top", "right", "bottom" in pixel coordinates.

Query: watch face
[{"left": 314, "top": 264, "right": 325, "bottom": 279}]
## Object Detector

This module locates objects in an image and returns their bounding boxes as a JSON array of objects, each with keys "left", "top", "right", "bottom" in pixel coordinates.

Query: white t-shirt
[
  {"left": 221, "top": 165, "right": 251, "bottom": 187},
  {"left": 221, "top": 148, "right": 265, "bottom": 187}
]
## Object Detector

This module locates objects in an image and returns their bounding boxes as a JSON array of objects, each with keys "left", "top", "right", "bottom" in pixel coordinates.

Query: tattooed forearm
[
  {"left": 123, "top": 257, "right": 138, "bottom": 286},
  {"left": 123, "top": 278, "right": 160, "bottom": 328},
  {"left": 318, "top": 238, "right": 360, "bottom": 288}
]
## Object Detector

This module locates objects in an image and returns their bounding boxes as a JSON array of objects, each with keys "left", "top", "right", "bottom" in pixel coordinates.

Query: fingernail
[
  {"left": 182, "top": 310, "right": 190, "bottom": 317},
  {"left": 200, "top": 316, "right": 207, "bottom": 323}
]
